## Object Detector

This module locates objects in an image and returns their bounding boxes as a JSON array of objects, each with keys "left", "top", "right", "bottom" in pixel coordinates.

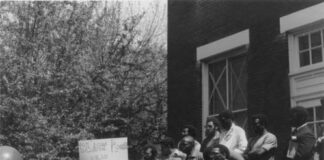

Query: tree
[{"left": 0, "top": 1, "right": 167, "bottom": 159}]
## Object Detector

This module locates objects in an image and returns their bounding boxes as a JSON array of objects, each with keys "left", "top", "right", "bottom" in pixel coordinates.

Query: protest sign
[{"left": 79, "top": 137, "right": 128, "bottom": 160}]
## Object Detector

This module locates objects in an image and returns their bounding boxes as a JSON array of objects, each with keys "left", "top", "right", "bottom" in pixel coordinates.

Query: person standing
[
  {"left": 244, "top": 114, "right": 277, "bottom": 160},
  {"left": 201, "top": 117, "right": 221, "bottom": 153},
  {"left": 218, "top": 111, "right": 247, "bottom": 160},
  {"left": 286, "top": 106, "right": 316, "bottom": 160}
]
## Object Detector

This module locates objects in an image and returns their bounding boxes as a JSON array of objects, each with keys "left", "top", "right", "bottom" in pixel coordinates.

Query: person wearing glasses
[{"left": 201, "top": 117, "right": 221, "bottom": 153}]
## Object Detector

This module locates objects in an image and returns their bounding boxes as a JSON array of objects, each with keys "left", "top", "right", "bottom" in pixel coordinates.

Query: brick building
[{"left": 168, "top": 0, "right": 324, "bottom": 159}]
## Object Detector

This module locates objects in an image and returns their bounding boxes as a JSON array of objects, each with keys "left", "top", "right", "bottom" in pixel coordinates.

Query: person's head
[
  {"left": 0, "top": 146, "right": 23, "bottom": 160},
  {"left": 181, "top": 125, "right": 197, "bottom": 138},
  {"left": 251, "top": 114, "right": 268, "bottom": 135},
  {"left": 143, "top": 145, "right": 158, "bottom": 160},
  {"left": 160, "top": 137, "right": 175, "bottom": 156},
  {"left": 205, "top": 117, "right": 220, "bottom": 137},
  {"left": 203, "top": 144, "right": 230, "bottom": 160},
  {"left": 218, "top": 111, "right": 233, "bottom": 131},
  {"left": 289, "top": 106, "right": 308, "bottom": 127},
  {"left": 179, "top": 135, "right": 195, "bottom": 155}
]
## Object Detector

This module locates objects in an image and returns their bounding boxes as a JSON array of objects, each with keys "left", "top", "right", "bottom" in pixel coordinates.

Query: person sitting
[
  {"left": 244, "top": 114, "right": 277, "bottom": 160},
  {"left": 178, "top": 125, "right": 201, "bottom": 153},
  {"left": 142, "top": 145, "right": 158, "bottom": 160},
  {"left": 160, "top": 137, "right": 186, "bottom": 160},
  {"left": 203, "top": 144, "right": 230, "bottom": 160},
  {"left": 179, "top": 135, "right": 204, "bottom": 160},
  {"left": 201, "top": 117, "right": 221, "bottom": 153}
]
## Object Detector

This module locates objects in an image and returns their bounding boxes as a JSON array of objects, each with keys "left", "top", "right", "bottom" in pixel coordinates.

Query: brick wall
[{"left": 168, "top": 0, "right": 323, "bottom": 159}]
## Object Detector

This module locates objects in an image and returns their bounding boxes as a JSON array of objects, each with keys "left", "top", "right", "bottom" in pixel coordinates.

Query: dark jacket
[{"left": 289, "top": 125, "right": 316, "bottom": 160}]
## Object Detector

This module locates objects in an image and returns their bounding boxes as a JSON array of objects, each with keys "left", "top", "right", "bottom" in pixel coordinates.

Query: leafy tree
[{"left": 0, "top": 1, "right": 166, "bottom": 159}]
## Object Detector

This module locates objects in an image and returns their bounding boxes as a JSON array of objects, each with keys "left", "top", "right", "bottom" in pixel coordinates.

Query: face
[
  {"left": 205, "top": 121, "right": 216, "bottom": 137},
  {"left": 219, "top": 117, "right": 232, "bottom": 131},
  {"left": 143, "top": 148, "right": 153, "bottom": 160},
  {"left": 181, "top": 128, "right": 189, "bottom": 137},
  {"left": 179, "top": 137, "right": 194, "bottom": 154},
  {"left": 208, "top": 148, "right": 227, "bottom": 160},
  {"left": 252, "top": 118, "right": 264, "bottom": 135},
  {"left": 289, "top": 112, "right": 299, "bottom": 127}
]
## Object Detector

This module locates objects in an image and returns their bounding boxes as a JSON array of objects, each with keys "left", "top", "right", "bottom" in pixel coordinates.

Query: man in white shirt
[{"left": 218, "top": 111, "right": 247, "bottom": 160}]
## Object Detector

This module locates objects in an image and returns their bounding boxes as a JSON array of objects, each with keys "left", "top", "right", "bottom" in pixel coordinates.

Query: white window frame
[
  {"left": 287, "top": 23, "right": 324, "bottom": 75},
  {"left": 197, "top": 29, "right": 249, "bottom": 138}
]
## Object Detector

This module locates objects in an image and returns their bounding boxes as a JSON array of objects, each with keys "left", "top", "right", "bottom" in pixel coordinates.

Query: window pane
[
  {"left": 323, "top": 29, "right": 324, "bottom": 45},
  {"left": 299, "top": 35, "right": 309, "bottom": 50},
  {"left": 316, "top": 106, "right": 324, "bottom": 120},
  {"left": 229, "top": 55, "right": 247, "bottom": 111},
  {"left": 209, "top": 61, "right": 227, "bottom": 114},
  {"left": 317, "top": 122, "right": 324, "bottom": 138},
  {"left": 311, "top": 31, "right": 321, "bottom": 47},
  {"left": 307, "top": 108, "right": 315, "bottom": 121},
  {"left": 311, "top": 48, "right": 323, "bottom": 64},
  {"left": 300, "top": 51, "right": 310, "bottom": 67}
]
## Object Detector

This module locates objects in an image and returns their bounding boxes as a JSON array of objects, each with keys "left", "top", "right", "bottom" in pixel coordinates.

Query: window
[
  {"left": 298, "top": 29, "right": 324, "bottom": 67},
  {"left": 197, "top": 29, "right": 249, "bottom": 133},
  {"left": 208, "top": 54, "right": 247, "bottom": 127}
]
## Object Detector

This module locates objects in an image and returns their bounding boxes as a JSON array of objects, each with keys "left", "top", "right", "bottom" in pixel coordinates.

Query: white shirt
[{"left": 219, "top": 123, "right": 247, "bottom": 154}]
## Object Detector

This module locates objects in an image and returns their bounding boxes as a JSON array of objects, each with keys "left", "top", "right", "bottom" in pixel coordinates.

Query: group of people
[{"left": 142, "top": 106, "right": 324, "bottom": 160}]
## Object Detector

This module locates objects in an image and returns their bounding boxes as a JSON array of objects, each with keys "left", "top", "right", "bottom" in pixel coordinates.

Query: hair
[
  {"left": 207, "top": 117, "right": 221, "bottom": 128},
  {"left": 160, "top": 137, "right": 176, "bottom": 148},
  {"left": 143, "top": 145, "right": 158, "bottom": 158},
  {"left": 251, "top": 114, "right": 268, "bottom": 127},
  {"left": 203, "top": 144, "right": 230, "bottom": 160},
  {"left": 218, "top": 110, "right": 233, "bottom": 120},
  {"left": 182, "top": 125, "right": 197, "bottom": 138},
  {"left": 290, "top": 106, "right": 309, "bottom": 126}
]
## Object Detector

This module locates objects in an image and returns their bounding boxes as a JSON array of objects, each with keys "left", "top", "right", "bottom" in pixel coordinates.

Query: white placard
[{"left": 79, "top": 137, "right": 128, "bottom": 160}]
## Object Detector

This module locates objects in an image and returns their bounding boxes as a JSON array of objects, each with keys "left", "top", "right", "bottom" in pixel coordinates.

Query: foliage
[{"left": 0, "top": 1, "right": 167, "bottom": 159}]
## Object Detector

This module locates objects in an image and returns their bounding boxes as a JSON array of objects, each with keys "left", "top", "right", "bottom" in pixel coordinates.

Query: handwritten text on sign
[{"left": 79, "top": 137, "right": 128, "bottom": 160}]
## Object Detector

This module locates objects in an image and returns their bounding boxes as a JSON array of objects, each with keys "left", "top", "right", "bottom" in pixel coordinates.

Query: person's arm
[
  {"left": 249, "top": 133, "right": 277, "bottom": 155},
  {"left": 234, "top": 128, "right": 248, "bottom": 154}
]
